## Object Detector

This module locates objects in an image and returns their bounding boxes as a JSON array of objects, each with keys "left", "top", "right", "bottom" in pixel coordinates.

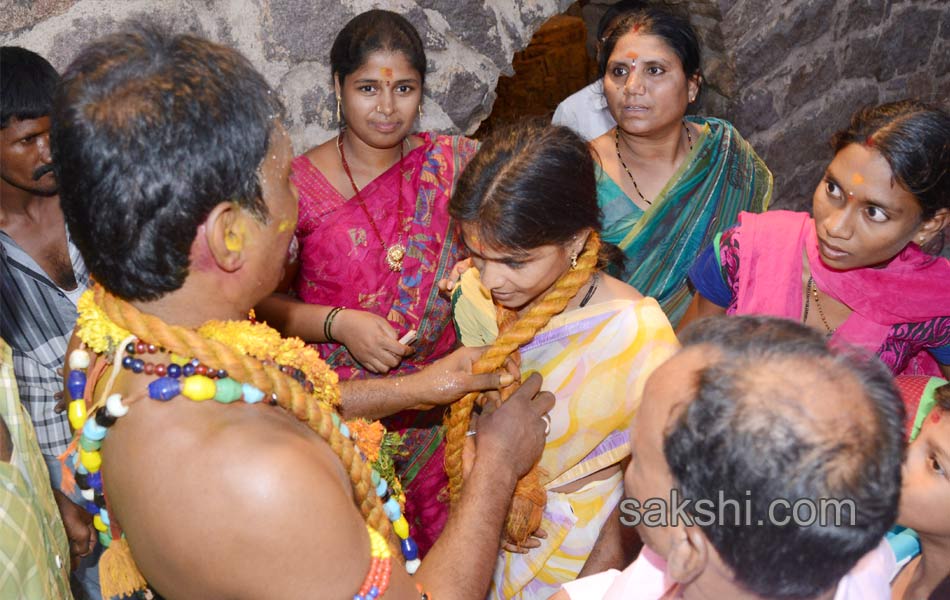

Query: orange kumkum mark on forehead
[
  {"left": 380, "top": 67, "right": 393, "bottom": 78},
  {"left": 850, "top": 172, "right": 865, "bottom": 186}
]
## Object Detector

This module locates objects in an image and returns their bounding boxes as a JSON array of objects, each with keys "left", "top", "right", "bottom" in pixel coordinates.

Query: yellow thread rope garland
[
  {"left": 444, "top": 233, "right": 601, "bottom": 543},
  {"left": 77, "top": 286, "right": 400, "bottom": 594}
]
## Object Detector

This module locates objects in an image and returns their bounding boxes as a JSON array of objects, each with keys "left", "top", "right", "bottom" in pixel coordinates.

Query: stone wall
[
  {"left": 0, "top": 0, "right": 573, "bottom": 154},
  {"left": 475, "top": 13, "right": 594, "bottom": 137},
  {"left": 580, "top": 0, "right": 950, "bottom": 210},
  {"left": 4, "top": 1, "right": 948, "bottom": 209}
]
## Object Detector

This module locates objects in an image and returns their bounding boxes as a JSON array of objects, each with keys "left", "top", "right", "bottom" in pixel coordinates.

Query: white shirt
[{"left": 552, "top": 80, "right": 616, "bottom": 141}]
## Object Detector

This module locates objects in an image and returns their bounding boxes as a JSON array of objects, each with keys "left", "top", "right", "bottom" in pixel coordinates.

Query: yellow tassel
[{"left": 99, "top": 537, "right": 147, "bottom": 598}]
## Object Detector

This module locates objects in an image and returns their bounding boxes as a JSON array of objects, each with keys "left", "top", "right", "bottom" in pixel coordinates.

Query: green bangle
[{"left": 324, "top": 306, "right": 346, "bottom": 343}]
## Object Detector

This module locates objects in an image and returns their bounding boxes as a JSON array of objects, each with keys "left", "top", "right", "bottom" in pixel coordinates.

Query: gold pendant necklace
[{"left": 338, "top": 132, "right": 409, "bottom": 272}]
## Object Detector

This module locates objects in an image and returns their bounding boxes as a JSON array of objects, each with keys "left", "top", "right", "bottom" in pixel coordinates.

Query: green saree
[{"left": 597, "top": 116, "right": 772, "bottom": 326}]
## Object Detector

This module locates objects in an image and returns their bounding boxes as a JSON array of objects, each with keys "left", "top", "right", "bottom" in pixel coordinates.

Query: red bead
[
  {"left": 144, "top": 363, "right": 155, "bottom": 375},
  {"left": 155, "top": 364, "right": 166, "bottom": 376},
  {"left": 195, "top": 365, "right": 208, "bottom": 376},
  {"left": 147, "top": 344, "right": 157, "bottom": 353},
  {"left": 135, "top": 342, "right": 147, "bottom": 354}
]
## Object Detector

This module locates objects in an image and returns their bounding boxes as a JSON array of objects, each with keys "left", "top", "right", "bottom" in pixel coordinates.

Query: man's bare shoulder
[{"left": 101, "top": 391, "right": 374, "bottom": 598}]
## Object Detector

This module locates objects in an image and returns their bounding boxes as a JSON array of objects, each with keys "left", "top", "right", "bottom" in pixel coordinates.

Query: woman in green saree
[{"left": 589, "top": 5, "right": 772, "bottom": 327}]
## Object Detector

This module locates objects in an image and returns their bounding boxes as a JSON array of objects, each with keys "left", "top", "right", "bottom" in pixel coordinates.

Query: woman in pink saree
[
  {"left": 256, "top": 10, "right": 478, "bottom": 555},
  {"left": 684, "top": 100, "right": 950, "bottom": 377}
]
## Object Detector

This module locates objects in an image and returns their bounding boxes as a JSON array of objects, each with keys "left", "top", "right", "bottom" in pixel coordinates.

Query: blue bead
[
  {"left": 125, "top": 342, "right": 136, "bottom": 355},
  {"left": 131, "top": 358, "right": 145, "bottom": 373},
  {"left": 87, "top": 471, "right": 103, "bottom": 491},
  {"left": 384, "top": 497, "right": 401, "bottom": 521},
  {"left": 242, "top": 384, "right": 265, "bottom": 404},
  {"left": 339, "top": 423, "right": 350, "bottom": 438},
  {"left": 82, "top": 418, "right": 107, "bottom": 441},
  {"left": 147, "top": 377, "right": 181, "bottom": 401},
  {"left": 67, "top": 370, "right": 86, "bottom": 400},
  {"left": 182, "top": 363, "right": 196, "bottom": 377},
  {"left": 376, "top": 479, "right": 387, "bottom": 497},
  {"left": 217, "top": 369, "right": 227, "bottom": 379},
  {"left": 369, "top": 586, "right": 379, "bottom": 598},
  {"left": 121, "top": 355, "right": 134, "bottom": 369},
  {"left": 85, "top": 501, "right": 98, "bottom": 514},
  {"left": 370, "top": 470, "right": 380, "bottom": 486},
  {"left": 167, "top": 363, "right": 182, "bottom": 378},
  {"left": 100, "top": 508, "right": 110, "bottom": 526},
  {"left": 401, "top": 537, "right": 419, "bottom": 560}
]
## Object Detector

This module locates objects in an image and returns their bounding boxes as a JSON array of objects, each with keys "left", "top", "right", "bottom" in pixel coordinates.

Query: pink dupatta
[{"left": 732, "top": 210, "right": 950, "bottom": 375}]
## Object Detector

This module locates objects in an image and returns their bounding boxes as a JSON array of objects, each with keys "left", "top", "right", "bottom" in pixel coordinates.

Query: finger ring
[
  {"left": 541, "top": 414, "right": 551, "bottom": 436},
  {"left": 465, "top": 429, "right": 477, "bottom": 437}
]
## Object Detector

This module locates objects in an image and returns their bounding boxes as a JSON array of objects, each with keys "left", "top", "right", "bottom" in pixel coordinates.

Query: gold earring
[
  {"left": 336, "top": 97, "right": 342, "bottom": 124},
  {"left": 418, "top": 104, "right": 423, "bottom": 120},
  {"left": 570, "top": 252, "right": 578, "bottom": 270}
]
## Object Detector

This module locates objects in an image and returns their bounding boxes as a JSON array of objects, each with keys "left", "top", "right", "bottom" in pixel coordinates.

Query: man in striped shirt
[
  {"left": 1, "top": 45, "right": 90, "bottom": 488},
  {"left": 1, "top": 47, "right": 98, "bottom": 597}
]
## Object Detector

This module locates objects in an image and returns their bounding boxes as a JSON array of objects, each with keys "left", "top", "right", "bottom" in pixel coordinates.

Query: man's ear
[
  {"left": 666, "top": 525, "right": 708, "bottom": 584},
  {"left": 205, "top": 202, "right": 247, "bottom": 273}
]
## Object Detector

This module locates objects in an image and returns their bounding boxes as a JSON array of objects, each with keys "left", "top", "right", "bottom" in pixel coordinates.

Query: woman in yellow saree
[{"left": 445, "top": 121, "right": 678, "bottom": 598}]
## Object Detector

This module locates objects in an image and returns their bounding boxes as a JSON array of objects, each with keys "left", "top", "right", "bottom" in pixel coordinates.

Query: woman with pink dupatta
[
  {"left": 683, "top": 100, "right": 950, "bottom": 378},
  {"left": 256, "top": 10, "right": 478, "bottom": 555}
]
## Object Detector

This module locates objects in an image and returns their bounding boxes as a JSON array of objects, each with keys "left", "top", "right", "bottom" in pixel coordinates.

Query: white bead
[
  {"left": 68, "top": 349, "right": 91, "bottom": 371},
  {"left": 405, "top": 558, "right": 421, "bottom": 574},
  {"left": 105, "top": 393, "right": 129, "bottom": 417},
  {"left": 81, "top": 488, "right": 95, "bottom": 501}
]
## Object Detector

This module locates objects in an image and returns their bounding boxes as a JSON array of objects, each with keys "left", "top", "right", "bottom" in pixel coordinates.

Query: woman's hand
[
  {"left": 437, "top": 258, "right": 472, "bottom": 297},
  {"left": 407, "top": 346, "right": 516, "bottom": 409},
  {"left": 332, "top": 309, "right": 412, "bottom": 374}
]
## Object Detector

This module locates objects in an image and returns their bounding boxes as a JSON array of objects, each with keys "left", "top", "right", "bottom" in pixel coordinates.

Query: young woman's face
[
  {"left": 602, "top": 31, "right": 698, "bottom": 136},
  {"left": 336, "top": 50, "right": 422, "bottom": 149},
  {"left": 811, "top": 143, "right": 928, "bottom": 270},
  {"left": 461, "top": 223, "right": 576, "bottom": 313},
  {"left": 898, "top": 405, "right": 950, "bottom": 536}
]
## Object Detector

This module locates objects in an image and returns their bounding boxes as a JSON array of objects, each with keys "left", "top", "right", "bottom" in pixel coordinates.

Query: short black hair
[
  {"left": 330, "top": 9, "right": 426, "bottom": 86},
  {"left": 599, "top": 6, "right": 701, "bottom": 81},
  {"left": 1, "top": 46, "right": 60, "bottom": 128},
  {"left": 51, "top": 24, "right": 284, "bottom": 301},
  {"left": 832, "top": 100, "right": 949, "bottom": 220},
  {"left": 667, "top": 316, "right": 904, "bottom": 599}
]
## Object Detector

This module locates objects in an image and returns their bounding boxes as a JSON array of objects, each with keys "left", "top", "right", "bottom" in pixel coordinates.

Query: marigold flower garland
[{"left": 69, "top": 289, "right": 415, "bottom": 598}]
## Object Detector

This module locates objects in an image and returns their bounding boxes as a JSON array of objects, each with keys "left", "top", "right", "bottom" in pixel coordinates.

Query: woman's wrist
[{"left": 324, "top": 306, "right": 346, "bottom": 342}]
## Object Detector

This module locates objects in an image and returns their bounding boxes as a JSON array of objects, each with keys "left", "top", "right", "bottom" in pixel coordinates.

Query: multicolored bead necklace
[{"left": 66, "top": 336, "right": 422, "bottom": 577}]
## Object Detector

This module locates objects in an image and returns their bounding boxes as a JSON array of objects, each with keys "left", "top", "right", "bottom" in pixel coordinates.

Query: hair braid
[
  {"left": 94, "top": 287, "right": 395, "bottom": 548},
  {"left": 444, "top": 233, "right": 601, "bottom": 542}
]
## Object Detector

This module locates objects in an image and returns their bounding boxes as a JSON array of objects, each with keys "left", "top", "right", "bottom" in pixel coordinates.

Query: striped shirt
[{"left": 0, "top": 229, "right": 89, "bottom": 459}]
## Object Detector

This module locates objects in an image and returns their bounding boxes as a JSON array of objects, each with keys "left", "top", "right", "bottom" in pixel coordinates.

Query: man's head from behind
[
  {"left": 51, "top": 24, "right": 290, "bottom": 304},
  {"left": 1, "top": 46, "right": 59, "bottom": 196},
  {"left": 626, "top": 316, "right": 904, "bottom": 599}
]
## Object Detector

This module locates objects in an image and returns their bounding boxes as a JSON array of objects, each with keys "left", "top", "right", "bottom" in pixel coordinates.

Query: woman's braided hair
[
  {"left": 443, "top": 234, "right": 601, "bottom": 541},
  {"left": 444, "top": 119, "right": 606, "bottom": 542}
]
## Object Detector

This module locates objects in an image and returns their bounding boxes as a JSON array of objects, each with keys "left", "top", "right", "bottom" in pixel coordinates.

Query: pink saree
[
  {"left": 291, "top": 132, "right": 478, "bottom": 554},
  {"left": 728, "top": 210, "right": 950, "bottom": 375}
]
